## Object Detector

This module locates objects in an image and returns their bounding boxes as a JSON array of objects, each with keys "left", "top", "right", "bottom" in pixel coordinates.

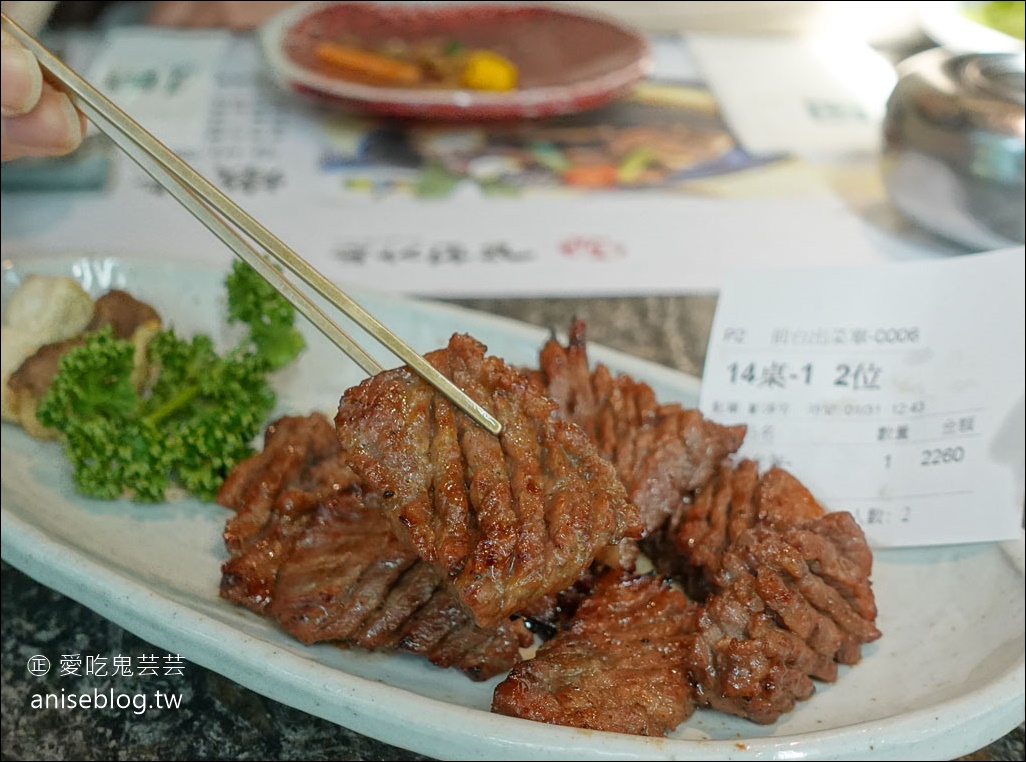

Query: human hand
[
  {"left": 1, "top": 28, "right": 86, "bottom": 162},
  {"left": 148, "top": 1, "right": 298, "bottom": 30}
]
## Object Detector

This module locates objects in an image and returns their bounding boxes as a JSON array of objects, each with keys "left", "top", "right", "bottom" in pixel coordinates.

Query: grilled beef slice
[
  {"left": 334, "top": 333, "right": 643, "bottom": 630},
  {"left": 218, "top": 412, "right": 531, "bottom": 679},
  {"left": 492, "top": 570, "right": 700, "bottom": 736},
  {"left": 646, "top": 460, "right": 881, "bottom": 724},
  {"left": 532, "top": 319, "right": 746, "bottom": 535},
  {"left": 219, "top": 327, "right": 880, "bottom": 725}
]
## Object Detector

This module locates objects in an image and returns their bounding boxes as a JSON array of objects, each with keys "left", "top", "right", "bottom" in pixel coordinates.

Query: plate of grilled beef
[{"left": 2, "top": 255, "right": 1023, "bottom": 760}]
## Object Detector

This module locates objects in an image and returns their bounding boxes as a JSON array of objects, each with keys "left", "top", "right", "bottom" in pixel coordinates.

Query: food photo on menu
[{"left": 0, "top": 1, "right": 1023, "bottom": 761}]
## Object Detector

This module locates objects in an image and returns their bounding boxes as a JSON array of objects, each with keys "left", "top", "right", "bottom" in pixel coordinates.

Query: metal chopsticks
[{"left": 1, "top": 14, "right": 501, "bottom": 436}]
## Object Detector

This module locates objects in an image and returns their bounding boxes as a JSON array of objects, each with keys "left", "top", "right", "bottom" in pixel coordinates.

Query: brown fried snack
[{"left": 6, "top": 290, "right": 162, "bottom": 438}]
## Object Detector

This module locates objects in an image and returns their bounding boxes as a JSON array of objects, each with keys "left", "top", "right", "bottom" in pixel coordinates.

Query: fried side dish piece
[
  {"left": 532, "top": 319, "right": 746, "bottom": 535},
  {"left": 2, "top": 276, "right": 94, "bottom": 425},
  {"left": 4, "top": 274, "right": 94, "bottom": 342},
  {"left": 5, "top": 289, "right": 161, "bottom": 438},
  {"left": 218, "top": 413, "right": 532, "bottom": 680},
  {"left": 493, "top": 570, "right": 700, "bottom": 737},
  {"left": 335, "top": 333, "right": 643, "bottom": 629}
]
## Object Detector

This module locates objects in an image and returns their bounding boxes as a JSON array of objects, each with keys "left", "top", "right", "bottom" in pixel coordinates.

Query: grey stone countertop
[{"left": 2, "top": 294, "right": 1022, "bottom": 760}]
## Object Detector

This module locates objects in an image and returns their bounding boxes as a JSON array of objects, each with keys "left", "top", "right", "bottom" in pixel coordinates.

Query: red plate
[{"left": 259, "top": 1, "right": 651, "bottom": 121}]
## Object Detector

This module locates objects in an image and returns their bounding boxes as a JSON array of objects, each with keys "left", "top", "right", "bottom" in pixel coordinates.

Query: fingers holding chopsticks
[{"left": 1, "top": 27, "right": 86, "bottom": 161}]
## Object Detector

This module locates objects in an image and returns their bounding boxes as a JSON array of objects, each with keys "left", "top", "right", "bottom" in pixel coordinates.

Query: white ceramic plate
[{"left": 2, "top": 256, "right": 1024, "bottom": 761}]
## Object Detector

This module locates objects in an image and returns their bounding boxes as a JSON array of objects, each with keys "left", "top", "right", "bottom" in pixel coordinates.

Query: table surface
[{"left": 2, "top": 8, "right": 1023, "bottom": 759}]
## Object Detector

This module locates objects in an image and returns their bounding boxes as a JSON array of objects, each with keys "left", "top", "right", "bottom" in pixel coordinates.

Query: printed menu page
[{"left": 1, "top": 28, "right": 893, "bottom": 297}]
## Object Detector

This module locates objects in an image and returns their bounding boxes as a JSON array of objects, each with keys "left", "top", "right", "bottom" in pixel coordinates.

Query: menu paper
[
  {"left": 687, "top": 33, "right": 897, "bottom": 158},
  {"left": 0, "top": 28, "right": 896, "bottom": 297},
  {"left": 85, "top": 28, "right": 230, "bottom": 152},
  {"left": 699, "top": 248, "right": 1025, "bottom": 548}
]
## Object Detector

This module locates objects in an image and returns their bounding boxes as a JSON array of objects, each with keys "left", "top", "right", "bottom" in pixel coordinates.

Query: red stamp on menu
[{"left": 558, "top": 236, "right": 627, "bottom": 260}]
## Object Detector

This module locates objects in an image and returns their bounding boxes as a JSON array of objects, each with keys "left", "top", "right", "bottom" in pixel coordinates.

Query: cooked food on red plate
[
  {"left": 313, "top": 37, "right": 520, "bottom": 92},
  {"left": 268, "top": 1, "right": 650, "bottom": 120},
  {"left": 216, "top": 319, "right": 881, "bottom": 737}
]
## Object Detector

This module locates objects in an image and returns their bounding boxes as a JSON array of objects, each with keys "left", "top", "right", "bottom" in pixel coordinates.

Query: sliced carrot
[
  {"left": 561, "top": 164, "right": 619, "bottom": 188},
  {"left": 314, "top": 41, "right": 423, "bottom": 87}
]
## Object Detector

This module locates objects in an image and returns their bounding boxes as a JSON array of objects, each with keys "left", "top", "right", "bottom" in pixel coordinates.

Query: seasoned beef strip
[
  {"left": 492, "top": 570, "right": 700, "bottom": 737},
  {"left": 684, "top": 513, "right": 881, "bottom": 724},
  {"left": 218, "top": 413, "right": 532, "bottom": 680},
  {"left": 686, "top": 572, "right": 821, "bottom": 724},
  {"left": 649, "top": 460, "right": 870, "bottom": 601},
  {"left": 644, "top": 458, "right": 762, "bottom": 599},
  {"left": 335, "top": 333, "right": 643, "bottom": 629},
  {"left": 532, "top": 319, "right": 746, "bottom": 535}
]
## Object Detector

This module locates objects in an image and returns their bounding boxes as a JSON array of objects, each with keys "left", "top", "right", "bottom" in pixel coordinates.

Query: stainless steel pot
[{"left": 881, "top": 48, "right": 1024, "bottom": 249}]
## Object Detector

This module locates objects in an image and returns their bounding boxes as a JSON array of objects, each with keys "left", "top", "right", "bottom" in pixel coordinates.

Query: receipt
[{"left": 700, "top": 248, "right": 1025, "bottom": 548}]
